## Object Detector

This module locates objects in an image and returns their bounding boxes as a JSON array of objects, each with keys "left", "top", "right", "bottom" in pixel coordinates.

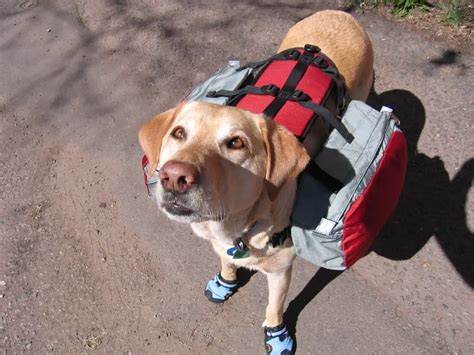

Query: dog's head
[{"left": 139, "top": 101, "right": 309, "bottom": 223}]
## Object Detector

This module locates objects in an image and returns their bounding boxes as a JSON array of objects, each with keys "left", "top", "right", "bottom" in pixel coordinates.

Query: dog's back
[{"left": 278, "top": 10, "right": 374, "bottom": 101}]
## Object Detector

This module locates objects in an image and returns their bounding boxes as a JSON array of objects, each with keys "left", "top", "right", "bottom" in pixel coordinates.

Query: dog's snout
[{"left": 159, "top": 160, "right": 199, "bottom": 194}]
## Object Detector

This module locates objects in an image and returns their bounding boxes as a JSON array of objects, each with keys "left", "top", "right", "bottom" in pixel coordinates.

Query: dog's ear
[
  {"left": 259, "top": 118, "right": 310, "bottom": 201},
  {"left": 139, "top": 105, "right": 180, "bottom": 176}
]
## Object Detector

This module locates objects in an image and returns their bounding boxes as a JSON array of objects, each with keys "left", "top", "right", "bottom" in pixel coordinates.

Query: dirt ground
[{"left": 1, "top": 0, "right": 473, "bottom": 354}]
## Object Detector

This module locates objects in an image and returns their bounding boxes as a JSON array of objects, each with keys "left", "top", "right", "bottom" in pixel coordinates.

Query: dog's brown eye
[
  {"left": 171, "top": 126, "right": 185, "bottom": 140},
  {"left": 227, "top": 137, "right": 245, "bottom": 150}
]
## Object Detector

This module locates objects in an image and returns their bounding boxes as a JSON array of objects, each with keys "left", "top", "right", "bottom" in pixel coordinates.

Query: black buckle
[
  {"left": 301, "top": 54, "right": 312, "bottom": 63},
  {"left": 262, "top": 84, "right": 279, "bottom": 96},
  {"left": 291, "top": 90, "right": 310, "bottom": 101},
  {"left": 304, "top": 44, "right": 321, "bottom": 53},
  {"left": 286, "top": 49, "right": 300, "bottom": 60},
  {"left": 278, "top": 90, "right": 291, "bottom": 99},
  {"left": 206, "top": 90, "right": 217, "bottom": 98},
  {"left": 313, "top": 56, "right": 328, "bottom": 69}
]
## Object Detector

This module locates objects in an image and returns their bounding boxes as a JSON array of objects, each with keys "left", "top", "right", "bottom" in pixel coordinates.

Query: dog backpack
[
  {"left": 186, "top": 44, "right": 355, "bottom": 158},
  {"left": 143, "top": 45, "right": 407, "bottom": 269},
  {"left": 290, "top": 103, "right": 407, "bottom": 269}
]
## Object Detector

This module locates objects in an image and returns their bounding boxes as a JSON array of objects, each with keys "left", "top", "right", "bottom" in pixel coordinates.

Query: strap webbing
[
  {"left": 312, "top": 52, "right": 349, "bottom": 113},
  {"left": 319, "top": 66, "right": 346, "bottom": 113},
  {"left": 269, "top": 226, "right": 292, "bottom": 248},
  {"left": 299, "top": 101, "right": 354, "bottom": 143},
  {"left": 207, "top": 84, "right": 278, "bottom": 99},
  {"left": 263, "top": 48, "right": 315, "bottom": 118}
]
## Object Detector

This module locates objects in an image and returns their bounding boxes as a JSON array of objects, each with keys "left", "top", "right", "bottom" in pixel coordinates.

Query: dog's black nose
[{"left": 159, "top": 160, "right": 199, "bottom": 194}]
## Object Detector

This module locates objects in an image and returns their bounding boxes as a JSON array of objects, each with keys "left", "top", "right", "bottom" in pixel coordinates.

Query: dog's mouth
[
  {"left": 159, "top": 190, "right": 226, "bottom": 222},
  {"left": 161, "top": 201, "right": 194, "bottom": 216}
]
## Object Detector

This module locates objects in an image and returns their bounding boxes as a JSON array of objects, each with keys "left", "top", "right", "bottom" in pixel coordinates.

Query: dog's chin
[
  {"left": 162, "top": 206, "right": 227, "bottom": 224},
  {"left": 157, "top": 189, "right": 226, "bottom": 224},
  {"left": 163, "top": 210, "right": 200, "bottom": 223},
  {"left": 160, "top": 203, "right": 212, "bottom": 224}
]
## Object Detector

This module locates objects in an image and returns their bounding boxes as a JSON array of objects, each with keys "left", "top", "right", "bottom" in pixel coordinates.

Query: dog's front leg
[
  {"left": 262, "top": 267, "right": 294, "bottom": 354},
  {"left": 219, "top": 255, "right": 238, "bottom": 282},
  {"left": 264, "top": 266, "right": 292, "bottom": 327},
  {"left": 204, "top": 243, "right": 239, "bottom": 303}
]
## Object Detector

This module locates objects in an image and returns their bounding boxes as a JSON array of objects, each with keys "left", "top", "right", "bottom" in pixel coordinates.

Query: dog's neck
[{"left": 191, "top": 181, "right": 297, "bottom": 249}]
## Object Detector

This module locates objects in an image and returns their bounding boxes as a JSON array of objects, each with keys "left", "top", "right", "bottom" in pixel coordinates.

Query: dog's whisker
[
  {"left": 216, "top": 202, "right": 224, "bottom": 222},
  {"left": 220, "top": 202, "right": 228, "bottom": 222}
]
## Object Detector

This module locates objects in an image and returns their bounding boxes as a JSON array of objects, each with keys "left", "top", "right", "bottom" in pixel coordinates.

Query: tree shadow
[
  {"left": 367, "top": 89, "right": 473, "bottom": 287},
  {"left": 0, "top": 0, "right": 255, "bottom": 122},
  {"left": 430, "top": 49, "right": 460, "bottom": 66}
]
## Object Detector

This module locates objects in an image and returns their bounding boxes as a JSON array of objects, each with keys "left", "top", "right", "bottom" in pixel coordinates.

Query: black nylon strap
[
  {"left": 263, "top": 48, "right": 315, "bottom": 118},
  {"left": 269, "top": 226, "right": 292, "bottom": 248},
  {"left": 319, "top": 66, "right": 346, "bottom": 113},
  {"left": 299, "top": 101, "right": 354, "bottom": 143},
  {"left": 207, "top": 84, "right": 280, "bottom": 100},
  {"left": 311, "top": 52, "right": 350, "bottom": 114}
]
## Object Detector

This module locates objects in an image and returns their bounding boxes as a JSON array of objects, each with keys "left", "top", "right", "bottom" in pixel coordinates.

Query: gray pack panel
[
  {"left": 186, "top": 64, "right": 252, "bottom": 105},
  {"left": 291, "top": 100, "right": 394, "bottom": 269}
]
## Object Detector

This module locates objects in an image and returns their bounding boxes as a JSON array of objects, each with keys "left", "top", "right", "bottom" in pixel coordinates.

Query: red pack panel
[
  {"left": 235, "top": 93, "right": 274, "bottom": 116},
  {"left": 142, "top": 155, "right": 150, "bottom": 195},
  {"left": 236, "top": 53, "right": 333, "bottom": 137},
  {"left": 273, "top": 65, "right": 333, "bottom": 136},
  {"left": 272, "top": 101, "right": 313, "bottom": 137},
  {"left": 236, "top": 60, "right": 298, "bottom": 114},
  {"left": 342, "top": 131, "right": 408, "bottom": 267}
]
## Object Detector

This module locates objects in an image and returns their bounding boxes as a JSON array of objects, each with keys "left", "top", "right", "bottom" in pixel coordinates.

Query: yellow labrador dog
[{"left": 139, "top": 10, "right": 373, "bottom": 353}]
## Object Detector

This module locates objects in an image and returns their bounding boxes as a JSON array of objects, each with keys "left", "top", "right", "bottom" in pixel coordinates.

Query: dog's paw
[
  {"left": 204, "top": 272, "right": 238, "bottom": 303},
  {"left": 264, "top": 323, "right": 294, "bottom": 355}
]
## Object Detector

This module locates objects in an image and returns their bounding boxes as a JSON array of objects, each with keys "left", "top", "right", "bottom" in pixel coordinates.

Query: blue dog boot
[
  {"left": 204, "top": 273, "right": 238, "bottom": 303},
  {"left": 264, "top": 323, "right": 294, "bottom": 355}
]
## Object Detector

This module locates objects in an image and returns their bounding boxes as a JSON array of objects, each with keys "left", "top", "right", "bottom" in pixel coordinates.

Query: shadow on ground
[
  {"left": 284, "top": 268, "right": 343, "bottom": 351},
  {"left": 367, "top": 89, "right": 473, "bottom": 289}
]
